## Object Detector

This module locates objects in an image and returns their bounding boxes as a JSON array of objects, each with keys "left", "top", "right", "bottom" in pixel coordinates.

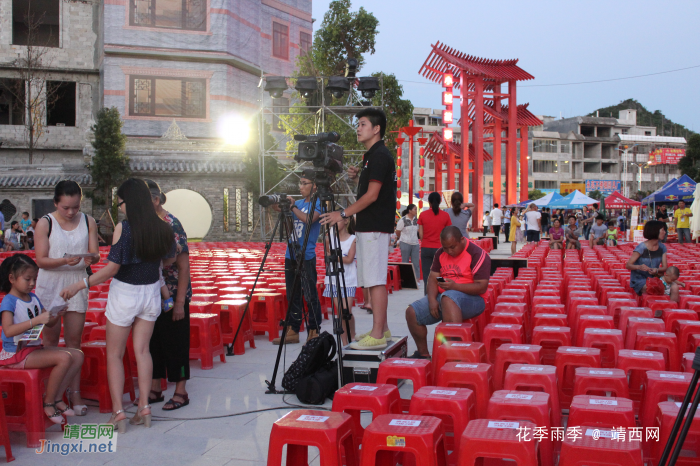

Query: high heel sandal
[
  {"left": 129, "top": 405, "right": 152, "bottom": 428},
  {"left": 43, "top": 402, "right": 66, "bottom": 425},
  {"left": 54, "top": 399, "right": 75, "bottom": 417},
  {"left": 67, "top": 388, "right": 88, "bottom": 416},
  {"left": 109, "top": 410, "right": 127, "bottom": 434}
]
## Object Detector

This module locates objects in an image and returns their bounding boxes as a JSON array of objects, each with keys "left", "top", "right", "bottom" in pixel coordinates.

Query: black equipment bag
[
  {"left": 282, "top": 331, "right": 336, "bottom": 393},
  {"left": 295, "top": 360, "right": 338, "bottom": 405}
]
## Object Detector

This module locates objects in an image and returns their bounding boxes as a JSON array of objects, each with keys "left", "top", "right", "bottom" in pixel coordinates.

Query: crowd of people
[{"left": 0, "top": 178, "right": 192, "bottom": 433}]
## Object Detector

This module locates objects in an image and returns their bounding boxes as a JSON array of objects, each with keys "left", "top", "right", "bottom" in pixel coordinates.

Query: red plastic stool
[
  {"left": 80, "top": 340, "right": 135, "bottom": 413},
  {"left": 559, "top": 424, "right": 643, "bottom": 466},
  {"left": 662, "top": 309, "right": 698, "bottom": 332},
  {"left": 503, "top": 364, "right": 561, "bottom": 428},
  {"left": 673, "top": 319, "right": 700, "bottom": 352},
  {"left": 435, "top": 362, "right": 493, "bottom": 419},
  {"left": 531, "top": 326, "right": 572, "bottom": 366},
  {"left": 651, "top": 401, "right": 700, "bottom": 465},
  {"left": 433, "top": 342, "right": 487, "bottom": 380},
  {"left": 650, "top": 299, "right": 677, "bottom": 317},
  {"left": 332, "top": 383, "right": 401, "bottom": 444},
  {"left": 459, "top": 419, "right": 539, "bottom": 466},
  {"left": 574, "top": 314, "right": 614, "bottom": 344},
  {"left": 616, "top": 349, "right": 666, "bottom": 410},
  {"left": 189, "top": 301, "right": 214, "bottom": 313},
  {"left": 212, "top": 300, "right": 256, "bottom": 355},
  {"left": 409, "top": 386, "right": 475, "bottom": 465},
  {"left": 568, "top": 395, "right": 635, "bottom": 430},
  {"left": 607, "top": 298, "right": 639, "bottom": 324},
  {"left": 532, "top": 314, "right": 568, "bottom": 328},
  {"left": 635, "top": 330, "right": 680, "bottom": 372},
  {"left": 619, "top": 307, "right": 654, "bottom": 342},
  {"left": 555, "top": 347, "right": 601, "bottom": 410},
  {"left": 189, "top": 313, "right": 226, "bottom": 370},
  {"left": 431, "top": 322, "right": 475, "bottom": 359},
  {"left": 533, "top": 295, "right": 561, "bottom": 306},
  {"left": 267, "top": 410, "right": 358, "bottom": 466},
  {"left": 625, "top": 317, "right": 665, "bottom": 349},
  {"left": 639, "top": 371, "right": 692, "bottom": 429},
  {"left": 572, "top": 367, "right": 630, "bottom": 398},
  {"left": 580, "top": 328, "right": 624, "bottom": 368},
  {"left": 482, "top": 323, "right": 524, "bottom": 363},
  {"left": 360, "top": 414, "right": 446, "bottom": 466},
  {"left": 376, "top": 359, "right": 432, "bottom": 413},
  {"left": 0, "top": 368, "right": 52, "bottom": 448},
  {"left": 493, "top": 344, "right": 543, "bottom": 390},
  {"left": 489, "top": 311, "right": 525, "bottom": 327},
  {"left": 0, "top": 396, "right": 13, "bottom": 462},
  {"left": 250, "top": 292, "right": 285, "bottom": 342},
  {"left": 683, "top": 352, "right": 695, "bottom": 372},
  {"left": 570, "top": 306, "right": 609, "bottom": 343},
  {"left": 85, "top": 308, "right": 106, "bottom": 325}
]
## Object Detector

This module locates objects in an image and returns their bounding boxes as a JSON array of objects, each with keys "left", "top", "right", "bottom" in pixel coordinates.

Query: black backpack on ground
[
  {"left": 282, "top": 331, "right": 336, "bottom": 395},
  {"left": 295, "top": 359, "right": 338, "bottom": 405}
]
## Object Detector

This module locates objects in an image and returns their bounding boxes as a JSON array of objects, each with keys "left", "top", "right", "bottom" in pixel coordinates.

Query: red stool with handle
[
  {"left": 212, "top": 300, "right": 256, "bottom": 355},
  {"left": 331, "top": 383, "right": 401, "bottom": 445},
  {"left": 431, "top": 322, "right": 475, "bottom": 359},
  {"left": 435, "top": 362, "right": 493, "bottom": 419},
  {"left": 625, "top": 317, "right": 665, "bottom": 349},
  {"left": 634, "top": 330, "right": 680, "bottom": 372},
  {"left": 580, "top": 328, "right": 624, "bottom": 368},
  {"left": 0, "top": 395, "right": 13, "bottom": 463},
  {"left": 503, "top": 364, "right": 561, "bottom": 428},
  {"left": 651, "top": 401, "right": 700, "bottom": 466},
  {"left": 459, "top": 419, "right": 539, "bottom": 466},
  {"left": 559, "top": 424, "right": 643, "bottom": 466},
  {"left": 572, "top": 367, "right": 630, "bottom": 399},
  {"left": 555, "top": 347, "right": 601, "bottom": 410},
  {"left": 267, "top": 410, "right": 358, "bottom": 466},
  {"left": 482, "top": 323, "right": 524, "bottom": 363},
  {"left": 531, "top": 326, "right": 572, "bottom": 366},
  {"left": 639, "top": 370, "right": 692, "bottom": 429},
  {"left": 80, "top": 340, "right": 136, "bottom": 413},
  {"left": 376, "top": 359, "right": 432, "bottom": 413},
  {"left": 493, "top": 344, "right": 543, "bottom": 390},
  {"left": 618, "top": 307, "right": 653, "bottom": 342},
  {"left": 616, "top": 349, "right": 666, "bottom": 410},
  {"left": 568, "top": 395, "right": 635, "bottom": 430},
  {"left": 0, "top": 368, "right": 54, "bottom": 448},
  {"left": 189, "top": 313, "right": 226, "bottom": 370},
  {"left": 432, "top": 342, "right": 486, "bottom": 380}
]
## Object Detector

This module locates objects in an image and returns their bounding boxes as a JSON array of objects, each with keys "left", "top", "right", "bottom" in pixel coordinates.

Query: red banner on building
[{"left": 649, "top": 148, "right": 686, "bottom": 165}]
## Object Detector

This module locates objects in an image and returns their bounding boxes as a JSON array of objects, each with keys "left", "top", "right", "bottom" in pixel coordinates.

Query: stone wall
[{"left": 0, "top": 188, "right": 93, "bottom": 224}]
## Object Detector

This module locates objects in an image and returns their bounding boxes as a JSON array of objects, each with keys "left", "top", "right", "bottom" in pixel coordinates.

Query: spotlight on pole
[
  {"left": 294, "top": 77, "right": 319, "bottom": 104},
  {"left": 345, "top": 57, "right": 359, "bottom": 78},
  {"left": 327, "top": 76, "right": 350, "bottom": 99},
  {"left": 264, "top": 76, "right": 288, "bottom": 98},
  {"left": 357, "top": 77, "right": 380, "bottom": 99}
]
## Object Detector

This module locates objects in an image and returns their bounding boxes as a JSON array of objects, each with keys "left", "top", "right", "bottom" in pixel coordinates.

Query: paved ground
[{"left": 8, "top": 233, "right": 517, "bottom": 465}]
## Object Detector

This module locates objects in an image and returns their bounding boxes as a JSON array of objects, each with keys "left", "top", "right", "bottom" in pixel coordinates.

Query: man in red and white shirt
[{"left": 405, "top": 225, "right": 490, "bottom": 359}]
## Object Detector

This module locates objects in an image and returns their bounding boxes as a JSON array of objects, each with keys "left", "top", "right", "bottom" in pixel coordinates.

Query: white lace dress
[{"left": 35, "top": 213, "right": 90, "bottom": 312}]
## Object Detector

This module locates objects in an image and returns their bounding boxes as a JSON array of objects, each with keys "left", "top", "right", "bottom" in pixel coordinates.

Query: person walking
[
  {"left": 674, "top": 200, "right": 693, "bottom": 244},
  {"left": 444, "top": 192, "right": 474, "bottom": 239},
  {"left": 509, "top": 208, "right": 521, "bottom": 255},
  {"left": 35, "top": 180, "right": 99, "bottom": 416},
  {"left": 144, "top": 180, "right": 192, "bottom": 411},
  {"left": 503, "top": 208, "right": 511, "bottom": 243},
  {"left": 491, "top": 204, "right": 503, "bottom": 241},
  {"left": 541, "top": 208, "right": 550, "bottom": 238},
  {"left": 418, "top": 192, "right": 452, "bottom": 295},
  {"left": 396, "top": 204, "right": 421, "bottom": 283},
  {"left": 61, "top": 178, "right": 176, "bottom": 432},
  {"left": 523, "top": 204, "right": 542, "bottom": 243},
  {"left": 482, "top": 211, "right": 492, "bottom": 235}
]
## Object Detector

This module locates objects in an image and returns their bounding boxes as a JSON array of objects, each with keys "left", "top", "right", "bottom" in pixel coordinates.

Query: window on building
[
  {"left": 533, "top": 139, "right": 558, "bottom": 153},
  {"left": 130, "top": 0, "right": 207, "bottom": 31},
  {"left": 533, "top": 160, "right": 559, "bottom": 173},
  {"left": 271, "top": 97, "right": 289, "bottom": 132},
  {"left": 560, "top": 142, "right": 570, "bottom": 153},
  {"left": 560, "top": 162, "right": 570, "bottom": 173},
  {"left": 621, "top": 128, "right": 629, "bottom": 134},
  {"left": 129, "top": 76, "right": 206, "bottom": 118},
  {"left": 645, "top": 131, "right": 652, "bottom": 136},
  {"left": 300, "top": 32, "right": 312, "bottom": 55},
  {"left": 47, "top": 81, "right": 76, "bottom": 127},
  {"left": 272, "top": 22, "right": 289, "bottom": 59},
  {"left": 12, "top": 0, "right": 60, "bottom": 47},
  {"left": 0, "top": 79, "right": 25, "bottom": 125},
  {"left": 414, "top": 117, "right": 426, "bottom": 125},
  {"left": 429, "top": 117, "right": 441, "bottom": 126},
  {"left": 535, "top": 180, "right": 558, "bottom": 189}
]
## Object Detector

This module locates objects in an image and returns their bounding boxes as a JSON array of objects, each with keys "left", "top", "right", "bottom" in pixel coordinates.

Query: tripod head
[{"left": 312, "top": 168, "right": 336, "bottom": 202}]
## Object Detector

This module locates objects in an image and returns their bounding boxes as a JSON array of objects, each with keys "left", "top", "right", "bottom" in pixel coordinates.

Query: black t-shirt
[
  {"left": 656, "top": 210, "right": 669, "bottom": 231},
  {"left": 355, "top": 140, "right": 397, "bottom": 233},
  {"left": 541, "top": 212, "right": 550, "bottom": 225}
]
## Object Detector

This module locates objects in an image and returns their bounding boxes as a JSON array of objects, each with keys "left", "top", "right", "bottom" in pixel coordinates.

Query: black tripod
[{"left": 658, "top": 346, "right": 700, "bottom": 466}]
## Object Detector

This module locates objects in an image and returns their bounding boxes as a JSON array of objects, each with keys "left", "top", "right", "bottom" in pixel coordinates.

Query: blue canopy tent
[
  {"left": 546, "top": 190, "right": 599, "bottom": 209},
  {"left": 506, "top": 192, "right": 564, "bottom": 209},
  {"left": 642, "top": 175, "right": 696, "bottom": 204}
]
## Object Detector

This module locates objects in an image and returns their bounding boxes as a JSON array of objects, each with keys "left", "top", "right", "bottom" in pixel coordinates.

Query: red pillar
[
  {"left": 506, "top": 79, "right": 518, "bottom": 205},
  {"left": 492, "top": 82, "right": 502, "bottom": 207},
  {"left": 408, "top": 123, "right": 414, "bottom": 202},
  {"left": 471, "top": 75, "right": 484, "bottom": 228},
  {"left": 435, "top": 159, "right": 443, "bottom": 192},
  {"left": 520, "top": 126, "right": 529, "bottom": 202},
  {"left": 447, "top": 147, "right": 455, "bottom": 189}
]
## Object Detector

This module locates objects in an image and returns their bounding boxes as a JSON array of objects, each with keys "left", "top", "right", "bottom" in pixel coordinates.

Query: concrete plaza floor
[{"left": 8, "top": 234, "right": 517, "bottom": 465}]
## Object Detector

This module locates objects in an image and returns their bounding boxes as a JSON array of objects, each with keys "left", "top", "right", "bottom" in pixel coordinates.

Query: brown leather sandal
[{"left": 162, "top": 393, "right": 189, "bottom": 411}]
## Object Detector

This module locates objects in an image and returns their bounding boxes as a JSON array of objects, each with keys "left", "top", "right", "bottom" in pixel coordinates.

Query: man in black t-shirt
[{"left": 321, "top": 108, "right": 396, "bottom": 351}]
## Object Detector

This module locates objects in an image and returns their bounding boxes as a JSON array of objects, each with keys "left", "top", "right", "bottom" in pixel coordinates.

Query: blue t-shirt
[
  {"left": 1, "top": 293, "right": 44, "bottom": 353},
  {"left": 108, "top": 220, "right": 176, "bottom": 286},
  {"left": 285, "top": 198, "right": 322, "bottom": 261}
]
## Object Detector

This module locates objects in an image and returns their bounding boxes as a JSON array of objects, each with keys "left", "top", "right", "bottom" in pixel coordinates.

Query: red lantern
[
  {"left": 419, "top": 200, "right": 424, "bottom": 209},
  {"left": 396, "top": 157, "right": 401, "bottom": 165},
  {"left": 397, "top": 179, "right": 401, "bottom": 188},
  {"left": 419, "top": 158, "right": 425, "bottom": 167},
  {"left": 397, "top": 168, "right": 401, "bottom": 177},
  {"left": 397, "top": 190, "right": 402, "bottom": 199},
  {"left": 396, "top": 201, "right": 401, "bottom": 210},
  {"left": 419, "top": 147, "right": 425, "bottom": 156},
  {"left": 419, "top": 179, "right": 425, "bottom": 188}
]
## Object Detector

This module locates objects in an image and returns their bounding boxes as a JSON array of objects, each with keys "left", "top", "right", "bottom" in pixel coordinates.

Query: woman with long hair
[
  {"left": 61, "top": 178, "right": 175, "bottom": 433},
  {"left": 626, "top": 220, "right": 668, "bottom": 296},
  {"left": 395, "top": 204, "right": 420, "bottom": 283},
  {"left": 35, "top": 180, "right": 99, "bottom": 416},
  {"left": 444, "top": 192, "right": 474, "bottom": 239},
  {"left": 417, "top": 192, "right": 451, "bottom": 294}
]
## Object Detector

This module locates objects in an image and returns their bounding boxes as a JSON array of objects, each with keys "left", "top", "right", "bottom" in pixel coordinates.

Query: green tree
[
  {"left": 588, "top": 190, "right": 604, "bottom": 201},
  {"left": 679, "top": 134, "right": 700, "bottom": 181},
  {"left": 88, "top": 107, "right": 130, "bottom": 219},
  {"left": 528, "top": 189, "right": 545, "bottom": 200}
]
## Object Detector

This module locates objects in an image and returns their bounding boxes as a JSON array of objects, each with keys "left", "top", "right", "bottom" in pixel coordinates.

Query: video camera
[
  {"left": 294, "top": 132, "right": 344, "bottom": 174},
  {"left": 257, "top": 193, "right": 292, "bottom": 208}
]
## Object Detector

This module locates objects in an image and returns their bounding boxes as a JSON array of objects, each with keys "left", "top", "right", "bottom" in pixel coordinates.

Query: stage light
[
  {"left": 345, "top": 57, "right": 359, "bottom": 78},
  {"left": 443, "top": 110, "right": 453, "bottom": 124},
  {"left": 443, "top": 127, "right": 453, "bottom": 142},
  {"left": 264, "top": 76, "right": 288, "bottom": 98},
  {"left": 327, "top": 76, "right": 350, "bottom": 99},
  {"left": 442, "top": 91, "right": 453, "bottom": 105},
  {"left": 218, "top": 114, "right": 249, "bottom": 146},
  {"left": 443, "top": 73, "right": 453, "bottom": 87},
  {"left": 294, "top": 77, "right": 319, "bottom": 99},
  {"left": 357, "top": 77, "right": 380, "bottom": 99}
]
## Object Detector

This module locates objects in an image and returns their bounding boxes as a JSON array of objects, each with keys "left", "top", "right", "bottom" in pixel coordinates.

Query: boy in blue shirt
[{"left": 271, "top": 169, "right": 323, "bottom": 345}]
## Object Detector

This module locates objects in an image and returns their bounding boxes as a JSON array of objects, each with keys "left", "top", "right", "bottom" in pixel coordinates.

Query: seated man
[
  {"left": 589, "top": 215, "right": 607, "bottom": 247},
  {"left": 405, "top": 226, "right": 491, "bottom": 359}
]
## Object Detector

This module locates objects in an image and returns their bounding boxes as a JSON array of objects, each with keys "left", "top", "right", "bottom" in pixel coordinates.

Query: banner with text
[
  {"left": 649, "top": 148, "right": 685, "bottom": 165},
  {"left": 560, "top": 182, "right": 586, "bottom": 195},
  {"left": 585, "top": 180, "right": 622, "bottom": 196}
]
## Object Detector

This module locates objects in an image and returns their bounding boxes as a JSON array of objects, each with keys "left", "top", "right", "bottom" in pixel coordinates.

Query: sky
[{"left": 312, "top": 0, "right": 700, "bottom": 132}]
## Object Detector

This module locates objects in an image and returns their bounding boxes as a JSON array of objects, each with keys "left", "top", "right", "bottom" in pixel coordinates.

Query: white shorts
[
  {"left": 105, "top": 279, "right": 161, "bottom": 327},
  {"left": 356, "top": 232, "right": 390, "bottom": 288},
  {"left": 36, "top": 269, "right": 89, "bottom": 313}
]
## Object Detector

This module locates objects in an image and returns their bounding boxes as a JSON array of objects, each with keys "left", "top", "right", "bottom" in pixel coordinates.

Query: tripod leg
[{"left": 658, "top": 360, "right": 700, "bottom": 466}]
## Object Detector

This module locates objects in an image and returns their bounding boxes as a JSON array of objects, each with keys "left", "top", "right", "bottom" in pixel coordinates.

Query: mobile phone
[{"left": 436, "top": 277, "right": 446, "bottom": 283}]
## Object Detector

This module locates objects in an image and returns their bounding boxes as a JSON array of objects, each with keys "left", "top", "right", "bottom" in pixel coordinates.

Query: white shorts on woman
[{"left": 105, "top": 278, "right": 161, "bottom": 327}]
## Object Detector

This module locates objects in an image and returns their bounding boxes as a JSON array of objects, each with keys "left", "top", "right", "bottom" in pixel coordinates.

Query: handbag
[{"left": 644, "top": 248, "right": 664, "bottom": 295}]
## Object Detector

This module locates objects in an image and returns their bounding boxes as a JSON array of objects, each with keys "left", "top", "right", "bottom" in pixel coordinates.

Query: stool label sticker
[
  {"left": 645, "top": 332, "right": 666, "bottom": 336},
  {"left": 589, "top": 329, "right": 613, "bottom": 333},
  {"left": 392, "top": 360, "right": 416, "bottom": 365},
  {"left": 494, "top": 325, "right": 513, "bottom": 328},
  {"left": 589, "top": 370, "right": 614, "bottom": 375},
  {"left": 444, "top": 324, "right": 463, "bottom": 327},
  {"left": 451, "top": 343, "right": 471, "bottom": 347},
  {"left": 585, "top": 428, "right": 619, "bottom": 439},
  {"left": 565, "top": 348, "right": 588, "bottom": 353},
  {"left": 389, "top": 419, "right": 421, "bottom": 427},
  {"left": 221, "top": 305, "right": 229, "bottom": 310},
  {"left": 632, "top": 352, "right": 654, "bottom": 357},
  {"left": 519, "top": 366, "right": 543, "bottom": 371},
  {"left": 386, "top": 435, "right": 406, "bottom": 447},
  {"left": 506, "top": 393, "right": 533, "bottom": 400},
  {"left": 487, "top": 421, "right": 519, "bottom": 429},
  {"left": 660, "top": 373, "right": 686, "bottom": 380},
  {"left": 637, "top": 318, "right": 656, "bottom": 322},
  {"left": 542, "top": 327, "right": 563, "bottom": 331},
  {"left": 351, "top": 385, "right": 378, "bottom": 391},
  {"left": 455, "top": 364, "right": 478, "bottom": 368},
  {"left": 508, "top": 345, "right": 531, "bottom": 350},
  {"left": 430, "top": 389, "right": 457, "bottom": 396},
  {"left": 589, "top": 399, "right": 617, "bottom": 406},
  {"left": 297, "top": 415, "right": 329, "bottom": 423}
]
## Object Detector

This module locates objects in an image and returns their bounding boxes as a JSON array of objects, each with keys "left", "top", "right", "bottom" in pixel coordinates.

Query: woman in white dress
[{"left": 35, "top": 181, "right": 100, "bottom": 415}]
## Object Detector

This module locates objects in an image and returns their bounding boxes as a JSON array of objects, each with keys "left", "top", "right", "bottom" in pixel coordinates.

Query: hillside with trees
[{"left": 588, "top": 98, "right": 696, "bottom": 139}]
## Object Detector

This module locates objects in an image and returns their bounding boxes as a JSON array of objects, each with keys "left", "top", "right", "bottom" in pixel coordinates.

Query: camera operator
[
  {"left": 321, "top": 108, "right": 396, "bottom": 351},
  {"left": 270, "top": 169, "right": 323, "bottom": 345}
]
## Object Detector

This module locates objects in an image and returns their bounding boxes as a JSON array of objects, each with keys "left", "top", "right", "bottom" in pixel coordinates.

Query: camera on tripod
[
  {"left": 257, "top": 193, "right": 292, "bottom": 208},
  {"left": 294, "top": 132, "right": 344, "bottom": 174}
]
